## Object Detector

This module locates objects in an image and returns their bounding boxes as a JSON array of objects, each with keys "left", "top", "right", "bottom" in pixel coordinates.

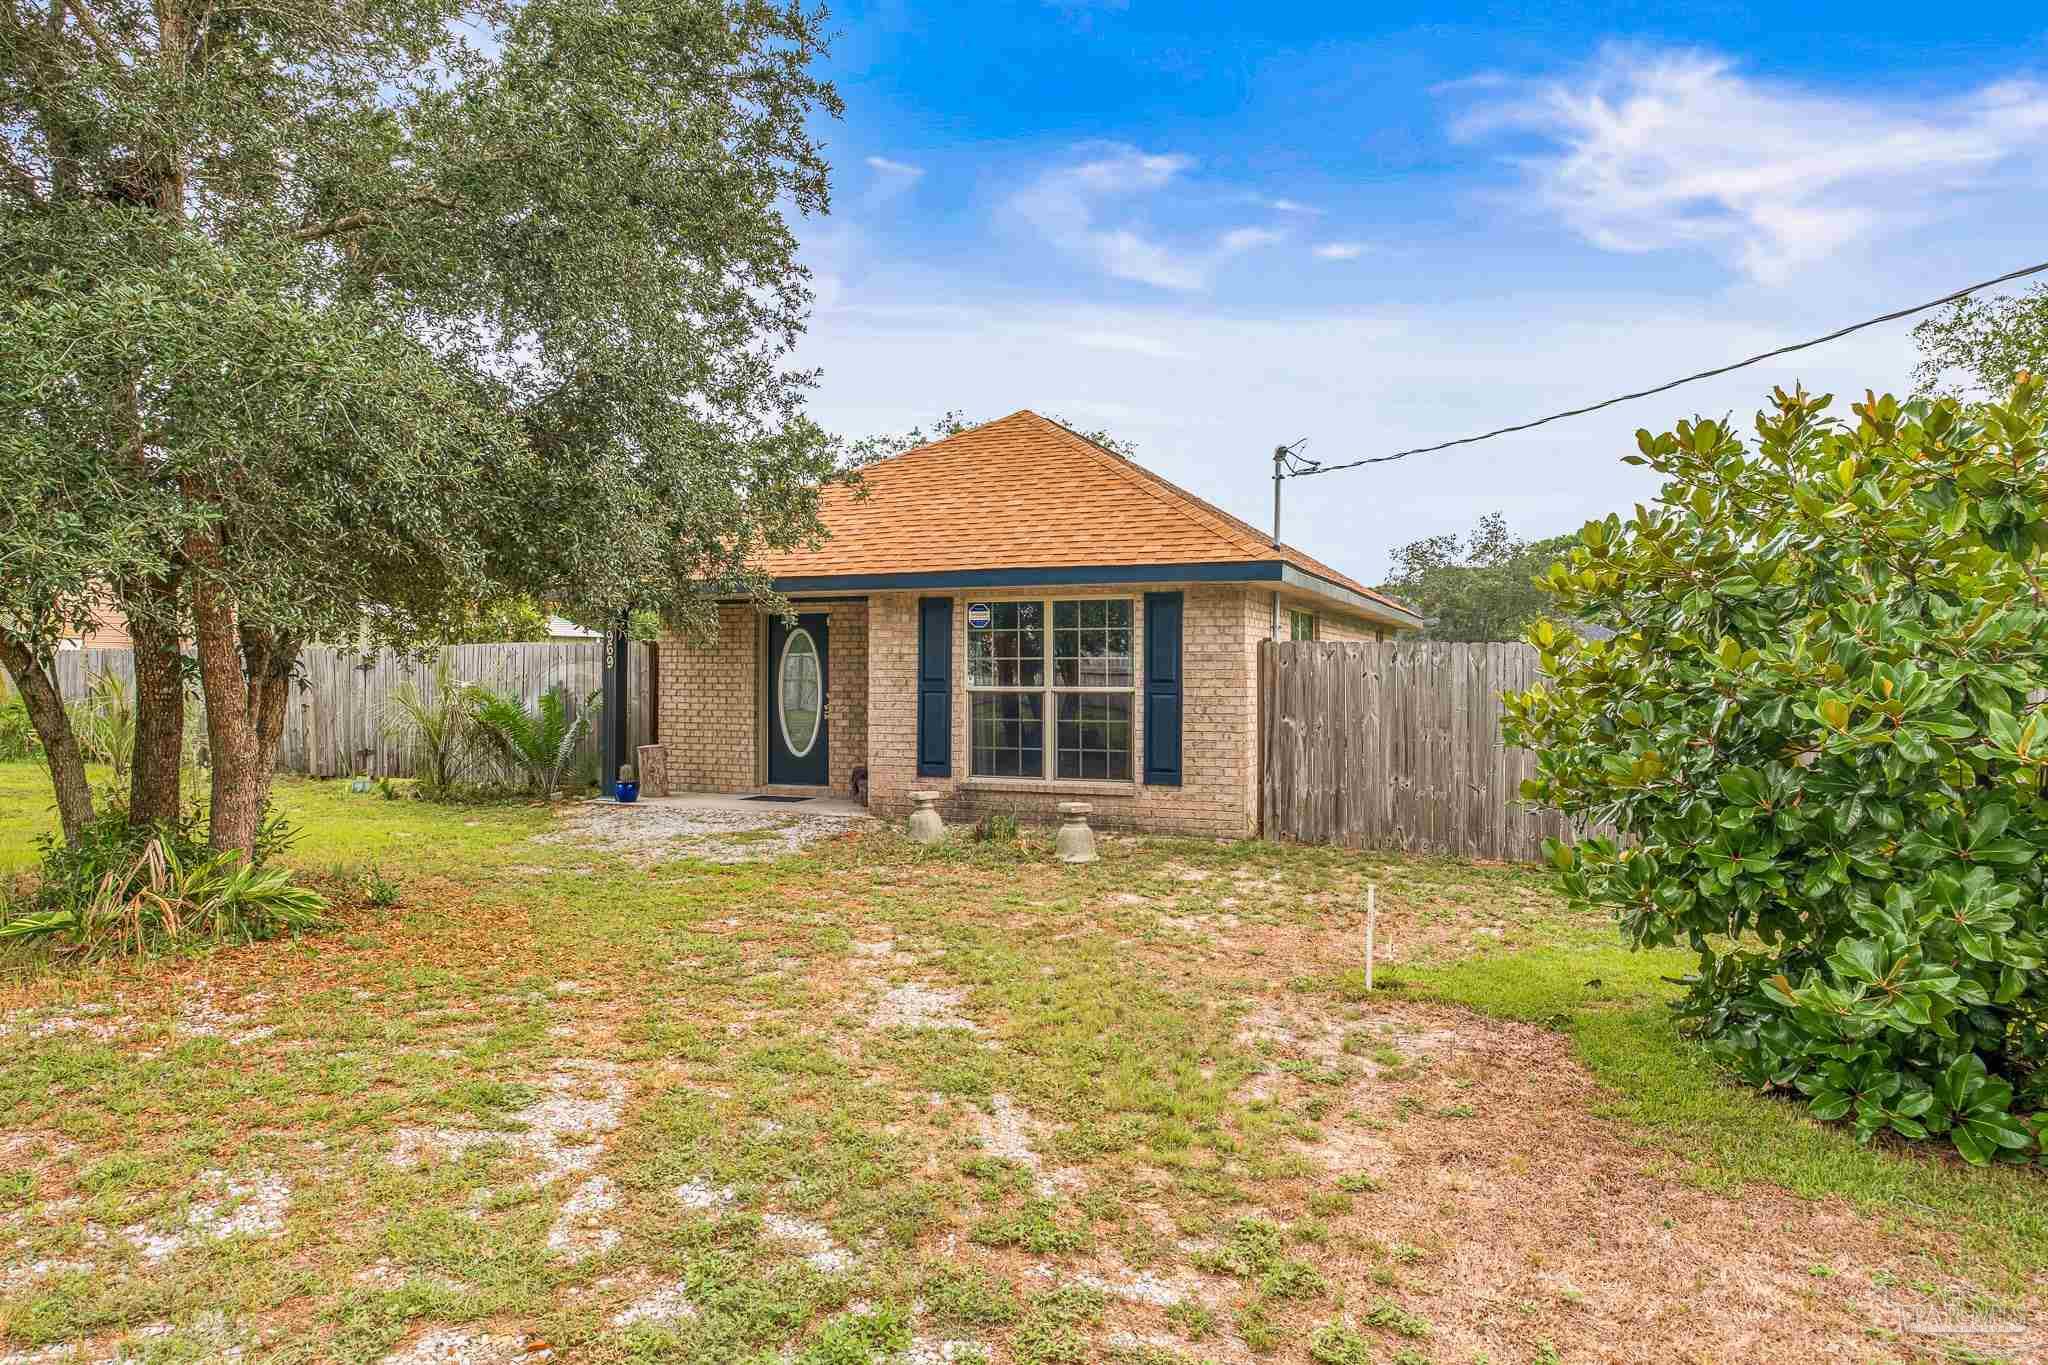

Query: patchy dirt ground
[{"left": 0, "top": 773, "right": 2040, "bottom": 1364}]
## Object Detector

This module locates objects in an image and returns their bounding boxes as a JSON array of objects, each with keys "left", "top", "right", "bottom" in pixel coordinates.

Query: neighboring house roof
[
  {"left": 760, "top": 410, "right": 1421, "bottom": 627},
  {"left": 544, "top": 616, "right": 599, "bottom": 640}
]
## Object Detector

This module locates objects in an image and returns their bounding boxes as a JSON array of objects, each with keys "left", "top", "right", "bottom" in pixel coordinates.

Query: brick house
[{"left": 653, "top": 411, "right": 1420, "bottom": 837}]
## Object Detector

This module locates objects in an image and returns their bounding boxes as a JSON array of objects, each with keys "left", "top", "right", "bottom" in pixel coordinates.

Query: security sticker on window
[{"left": 966, "top": 603, "right": 992, "bottom": 630}]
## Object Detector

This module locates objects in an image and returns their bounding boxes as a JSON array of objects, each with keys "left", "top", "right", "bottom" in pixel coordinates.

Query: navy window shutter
[
  {"left": 917, "top": 597, "right": 952, "bottom": 777},
  {"left": 1143, "top": 592, "right": 1183, "bottom": 786}
]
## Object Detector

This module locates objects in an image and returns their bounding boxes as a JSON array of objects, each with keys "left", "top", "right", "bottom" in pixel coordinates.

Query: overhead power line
[{"left": 1282, "top": 258, "right": 2048, "bottom": 480}]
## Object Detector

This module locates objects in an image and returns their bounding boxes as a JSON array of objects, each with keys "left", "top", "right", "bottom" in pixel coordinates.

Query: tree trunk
[
  {"left": 187, "top": 532, "right": 265, "bottom": 859},
  {"left": 241, "top": 623, "right": 298, "bottom": 851},
  {"left": 0, "top": 636, "right": 96, "bottom": 841},
  {"left": 120, "top": 574, "right": 186, "bottom": 828}
]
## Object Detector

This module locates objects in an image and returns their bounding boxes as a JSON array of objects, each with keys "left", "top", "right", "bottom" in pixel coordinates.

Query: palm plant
[
  {"left": 383, "top": 651, "right": 475, "bottom": 794},
  {"left": 69, "top": 669, "right": 136, "bottom": 779},
  {"left": 0, "top": 821, "right": 329, "bottom": 955},
  {"left": 469, "top": 684, "right": 601, "bottom": 797}
]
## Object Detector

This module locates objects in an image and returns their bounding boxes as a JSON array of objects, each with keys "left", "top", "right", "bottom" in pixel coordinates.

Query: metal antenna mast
[{"left": 1270, "top": 438, "right": 1317, "bottom": 637}]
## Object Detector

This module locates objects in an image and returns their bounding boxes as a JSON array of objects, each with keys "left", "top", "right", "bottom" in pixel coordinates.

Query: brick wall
[
  {"left": 655, "top": 600, "right": 869, "bottom": 797},
  {"left": 866, "top": 584, "right": 1266, "bottom": 839},
  {"left": 1260, "top": 590, "right": 1390, "bottom": 644},
  {"left": 655, "top": 604, "right": 759, "bottom": 791},
  {"left": 826, "top": 604, "right": 868, "bottom": 797}
]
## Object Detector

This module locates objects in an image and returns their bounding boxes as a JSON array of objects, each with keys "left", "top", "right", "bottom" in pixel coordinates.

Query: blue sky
[{"left": 790, "top": 2, "right": 2048, "bottom": 580}]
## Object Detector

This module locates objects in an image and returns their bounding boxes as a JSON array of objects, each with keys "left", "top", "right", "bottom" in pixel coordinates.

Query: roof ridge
[
  {"left": 844, "top": 410, "right": 1040, "bottom": 475},
  {"left": 1019, "top": 413, "right": 1271, "bottom": 560}
]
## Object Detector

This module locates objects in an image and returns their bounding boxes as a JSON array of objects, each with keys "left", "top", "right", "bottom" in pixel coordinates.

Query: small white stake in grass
[{"left": 1364, "top": 882, "right": 1377, "bottom": 993}]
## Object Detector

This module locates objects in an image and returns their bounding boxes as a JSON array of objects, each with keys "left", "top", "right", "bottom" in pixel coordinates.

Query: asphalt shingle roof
[{"left": 759, "top": 410, "right": 1411, "bottom": 616}]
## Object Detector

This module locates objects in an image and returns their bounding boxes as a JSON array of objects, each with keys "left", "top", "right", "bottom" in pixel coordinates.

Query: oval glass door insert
[{"left": 778, "top": 627, "right": 822, "bottom": 758}]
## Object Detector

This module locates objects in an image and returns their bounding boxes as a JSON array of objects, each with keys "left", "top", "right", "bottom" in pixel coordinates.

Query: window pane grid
[
  {"left": 971, "top": 693, "right": 1043, "bottom": 778},
  {"left": 1056, "top": 693, "right": 1131, "bottom": 781},
  {"left": 967, "top": 598, "right": 1135, "bottom": 781},
  {"left": 967, "top": 600, "right": 1045, "bottom": 688}
]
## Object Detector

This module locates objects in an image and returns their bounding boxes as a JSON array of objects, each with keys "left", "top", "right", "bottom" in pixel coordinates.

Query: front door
[{"left": 767, "top": 613, "right": 829, "bottom": 785}]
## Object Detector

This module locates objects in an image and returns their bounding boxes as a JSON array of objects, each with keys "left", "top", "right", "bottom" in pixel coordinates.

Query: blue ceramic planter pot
[{"left": 615, "top": 781, "right": 640, "bottom": 803}]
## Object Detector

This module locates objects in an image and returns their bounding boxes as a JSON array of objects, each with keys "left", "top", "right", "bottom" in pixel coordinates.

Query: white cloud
[
  {"left": 1265, "top": 197, "right": 1319, "bottom": 214},
  {"left": 1312, "top": 242, "right": 1368, "bottom": 261},
  {"left": 1454, "top": 47, "right": 2048, "bottom": 283},
  {"left": 1220, "top": 226, "right": 1285, "bottom": 254},
  {"left": 1007, "top": 145, "right": 1283, "bottom": 290},
  {"left": 865, "top": 154, "right": 925, "bottom": 181}
]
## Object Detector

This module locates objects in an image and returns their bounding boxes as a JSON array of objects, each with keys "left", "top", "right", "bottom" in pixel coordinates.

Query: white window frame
[
  {"left": 965, "top": 596, "right": 1138, "bottom": 783},
  {"left": 1289, "top": 609, "right": 1317, "bottom": 641}
]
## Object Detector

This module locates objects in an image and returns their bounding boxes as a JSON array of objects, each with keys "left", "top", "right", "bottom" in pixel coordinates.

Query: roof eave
[
  {"left": 1277, "top": 564, "right": 1425, "bottom": 630},
  {"left": 754, "top": 559, "right": 1424, "bottom": 628}
]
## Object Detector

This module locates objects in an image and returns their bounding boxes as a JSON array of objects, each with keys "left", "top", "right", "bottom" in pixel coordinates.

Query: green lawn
[{"left": 0, "top": 761, "right": 2037, "bottom": 1363}]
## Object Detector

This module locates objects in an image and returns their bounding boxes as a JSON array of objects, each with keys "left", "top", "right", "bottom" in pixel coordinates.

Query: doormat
[{"left": 744, "top": 794, "right": 813, "bottom": 803}]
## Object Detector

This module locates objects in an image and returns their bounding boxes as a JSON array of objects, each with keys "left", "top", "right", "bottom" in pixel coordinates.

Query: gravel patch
[
  {"left": 0, "top": 1257, "right": 93, "bottom": 1288},
  {"left": 611, "top": 1278, "right": 699, "bottom": 1327},
  {"left": 6, "top": 1004, "right": 119, "bottom": 1043},
  {"left": 381, "top": 1328, "right": 545, "bottom": 1364},
  {"left": 902, "top": 1339, "right": 987, "bottom": 1364},
  {"left": 1071, "top": 1267, "right": 1198, "bottom": 1307},
  {"left": 543, "top": 802, "right": 873, "bottom": 865},
  {"left": 390, "top": 1059, "right": 625, "bottom": 1188},
  {"left": 175, "top": 986, "right": 275, "bottom": 1045},
  {"left": 673, "top": 1178, "right": 737, "bottom": 1212},
  {"left": 869, "top": 982, "right": 981, "bottom": 1033},
  {"left": 123, "top": 1168, "right": 289, "bottom": 1262},
  {"left": 546, "top": 1175, "right": 619, "bottom": 1259},
  {"left": 760, "top": 1213, "right": 852, "bottom": 1272}
]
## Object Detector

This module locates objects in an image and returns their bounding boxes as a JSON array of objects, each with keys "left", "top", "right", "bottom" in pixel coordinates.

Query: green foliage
[
  {"left": 974, "top": 812, "right": 1019, "bottom": 843},
  {"left": 1306, "top": 1321, "right": 1373, "bottom": 1364},
  {"left": 1188, "top": 1217, "right": 1287, "bottom": 1277},
  {"left": 361, "top": 865, "right": 402, "bottom": 909},
  {"left": 452, "top": 596, "right": 555, "bottom": 644},
  {"left": 1505, "top": 381, "right": 2048, "bottom": 1165},
  {"left": 1, "top": 0, "right": 847, "bottom": 851},
  {"left": 0, "top": 694, "right": 36, "bottom": 761},
  {"left": 469, "top": 685, "right": 599, "bottom": 798},
  {"left": 918, "top": 1264, "right": 1022, "bottom": 1326},
  {"left": 1377, "top": 512, "right": 1578, "bottom": 642},
  {"left": 67, "top": 670, "right": 135, "bottom": 779},
  {"left": 1012, "top": 1283, "right": 1108, "bottom": 1365},
  {"left": 792, "top": 1305, "right": 911, "bottom": 1365},
  {"left": 2, "top": 810, "right": 327, "bottom": 955},
  {"left": 1361, "top": 1298, "right": 1432, "bottom": 1338},
  {"left": 382, "top": 652, "right": 477, "bottom": 796},
  {"left": 967, "top": 1198, "right": 1088, "bottom": 1254},
  {"left": 1915, "top": 284, "right": 2048, "bottom": 398}
]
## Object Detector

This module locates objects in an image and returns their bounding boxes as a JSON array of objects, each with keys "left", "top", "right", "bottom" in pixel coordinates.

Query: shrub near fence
[
  {"left": 52, "top": 644, "right": 652, "bottom": 782},
  {"left": 1260, "top": 640, "right": 1603, "bottom": 862}
]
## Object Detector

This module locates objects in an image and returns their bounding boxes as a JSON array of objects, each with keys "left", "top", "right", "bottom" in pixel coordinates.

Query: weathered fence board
[
  {"left": 1260, "top": 639, "right": 1604, "bottom": 862},
  {"left": 53, "top": 643, "right": 651, "bottom": 782}
]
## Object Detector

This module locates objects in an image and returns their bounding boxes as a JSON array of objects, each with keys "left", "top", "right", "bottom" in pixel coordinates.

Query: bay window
[{"left": 968, "top": 597, "right": 1134, "bottom": 781}]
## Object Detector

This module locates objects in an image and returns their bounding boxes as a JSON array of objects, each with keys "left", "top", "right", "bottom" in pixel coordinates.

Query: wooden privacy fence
[
  {"left": 1260, "top": 640, "right": 1603, "bottom": 862},
  {"left": 52, "top": 643, "right": 653, "bottom": 781}
]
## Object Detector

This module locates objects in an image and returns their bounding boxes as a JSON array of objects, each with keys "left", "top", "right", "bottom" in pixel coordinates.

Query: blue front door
[{"left": 767, "top": 614, "right": 829, "bottom": 785}]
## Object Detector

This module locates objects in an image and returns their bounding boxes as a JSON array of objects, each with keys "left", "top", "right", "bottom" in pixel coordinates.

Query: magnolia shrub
[{"left": 1506, "top": 381, "right": 2048, "bottom": 1164}]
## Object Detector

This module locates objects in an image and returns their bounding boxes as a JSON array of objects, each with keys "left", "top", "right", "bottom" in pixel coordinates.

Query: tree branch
[
  {"left": 0, "top": 148, "right": 46, "bottom": 208},
  {"left": 290, "top": 190, "right": 460, "bottom": 242},
  {"left": 60, "top": 0, "right": 121, "bottom": 66}
]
